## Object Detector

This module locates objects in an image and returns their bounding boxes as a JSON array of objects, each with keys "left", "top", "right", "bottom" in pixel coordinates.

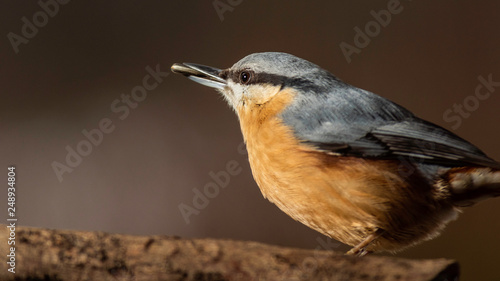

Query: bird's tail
[{"left": 445, "top": 167, "right": 500, "bottom": 207}]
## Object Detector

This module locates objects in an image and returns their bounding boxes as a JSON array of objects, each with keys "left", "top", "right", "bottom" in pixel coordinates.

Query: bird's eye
[{"left": 240, "top": 71, "right": 252, "bottom": 84}]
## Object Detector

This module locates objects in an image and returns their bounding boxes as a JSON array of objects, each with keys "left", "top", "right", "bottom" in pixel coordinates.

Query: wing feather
[{"left": 307, "top": 119, "right": 500, "bottom": 169}]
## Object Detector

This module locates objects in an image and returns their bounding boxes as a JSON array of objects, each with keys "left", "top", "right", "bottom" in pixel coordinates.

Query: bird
[{"left": 171, "top": 52, "right": 500, "bottom": 256}]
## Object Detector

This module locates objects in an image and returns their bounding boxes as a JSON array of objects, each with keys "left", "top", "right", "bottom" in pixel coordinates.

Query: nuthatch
[{"left": 171, "top": 52, "right": 500, "bottom": 255}]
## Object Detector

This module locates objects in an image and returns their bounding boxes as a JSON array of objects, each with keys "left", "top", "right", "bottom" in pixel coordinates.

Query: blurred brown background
[{"left": 1, "top": 1, "right": 500, "bottom": 279}]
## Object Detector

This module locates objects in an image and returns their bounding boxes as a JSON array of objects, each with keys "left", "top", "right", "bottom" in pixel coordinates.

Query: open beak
[{"left": 171, "top": 63, "right": 226, "bottom": 90}]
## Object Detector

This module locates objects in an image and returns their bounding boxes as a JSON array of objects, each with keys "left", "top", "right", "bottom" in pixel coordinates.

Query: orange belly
[{"left": 236, "top": 88, "right": 458, "bottom": 252}]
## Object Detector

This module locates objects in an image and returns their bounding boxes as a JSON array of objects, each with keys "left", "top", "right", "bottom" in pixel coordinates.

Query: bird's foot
[{"left": 346, "top": 229, "right": 385, "bottom": 257}]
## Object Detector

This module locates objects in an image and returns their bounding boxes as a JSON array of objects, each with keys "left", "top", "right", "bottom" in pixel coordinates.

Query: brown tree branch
[{"left": 0, "top": 225, "right": 458, "bottom": 281}]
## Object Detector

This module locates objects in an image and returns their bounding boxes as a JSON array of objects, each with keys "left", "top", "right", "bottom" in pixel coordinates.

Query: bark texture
[{"left": 0, "top": 225, "right": 459, "bottom": 281}]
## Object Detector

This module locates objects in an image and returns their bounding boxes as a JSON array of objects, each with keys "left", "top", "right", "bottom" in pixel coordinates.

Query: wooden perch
[{"left": 0, "top": 225, "right": 458, "bottom": 281}]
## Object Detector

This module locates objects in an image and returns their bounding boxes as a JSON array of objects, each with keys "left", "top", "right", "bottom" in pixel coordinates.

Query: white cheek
[{"left": 222, "top": 81, "right": 246, "bottom": 109}]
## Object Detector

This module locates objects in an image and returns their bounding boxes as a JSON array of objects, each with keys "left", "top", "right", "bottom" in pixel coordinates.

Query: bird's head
[{"left": 171, "top": 52, "right": 335, "bottom": 114}]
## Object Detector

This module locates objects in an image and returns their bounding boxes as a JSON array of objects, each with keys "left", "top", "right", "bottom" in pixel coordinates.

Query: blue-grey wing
[
  {"left": 280, "top": 81, "right": 500, "bottom": 169},
  {"left": 370, "top": 120, "right": 499, "bottom": 168}
]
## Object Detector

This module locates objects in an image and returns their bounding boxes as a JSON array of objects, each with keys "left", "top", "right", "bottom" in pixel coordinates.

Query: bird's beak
[{"left": 171, "top": 63, "right": 226, "bottom": 90}]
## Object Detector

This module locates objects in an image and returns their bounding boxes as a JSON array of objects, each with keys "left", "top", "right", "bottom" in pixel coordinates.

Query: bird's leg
[{"left": 346, "top": 229, "right": 385, "bottom": 257}]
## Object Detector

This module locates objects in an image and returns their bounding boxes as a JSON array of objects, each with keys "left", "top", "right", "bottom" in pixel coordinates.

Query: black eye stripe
[
  {"left": 221, "top": 70, "right": 286, "bottom": 86},
  {"left": 218, "top": 69, "right": 321, "bottom": 93}
]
